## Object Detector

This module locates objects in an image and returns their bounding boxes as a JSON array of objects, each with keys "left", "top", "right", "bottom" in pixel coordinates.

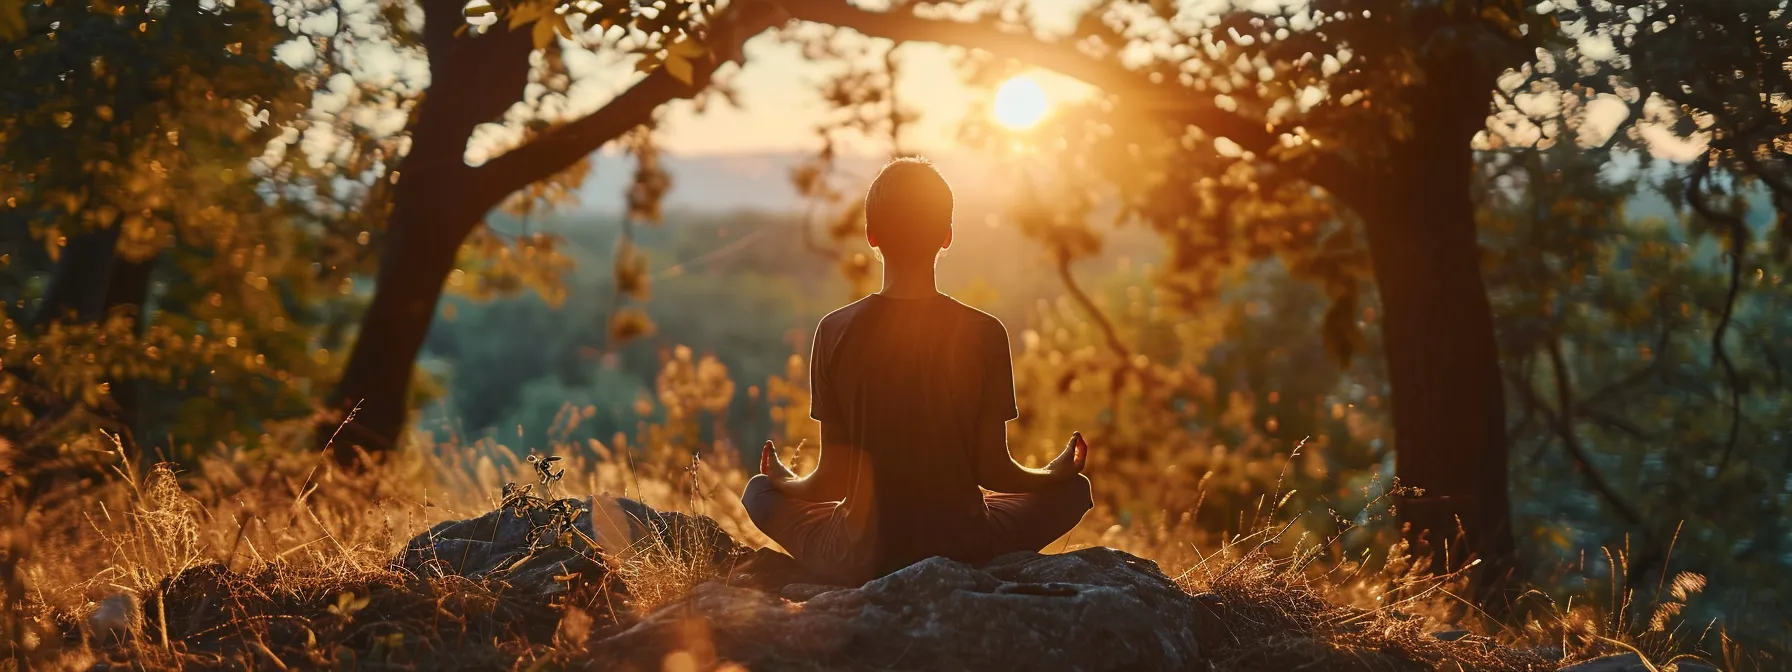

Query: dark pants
[{"left": 740, "top": 474, "right": 1094, "bottom": 584}]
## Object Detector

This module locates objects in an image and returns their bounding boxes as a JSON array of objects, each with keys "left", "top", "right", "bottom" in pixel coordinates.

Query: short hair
[{"left": 864, "top": 157, "right": 953, "bottom": 260}]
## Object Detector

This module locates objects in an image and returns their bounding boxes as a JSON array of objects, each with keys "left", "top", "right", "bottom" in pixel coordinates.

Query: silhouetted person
[{"left": 741, "top": 157, "right": 1093, "bottom": 585}]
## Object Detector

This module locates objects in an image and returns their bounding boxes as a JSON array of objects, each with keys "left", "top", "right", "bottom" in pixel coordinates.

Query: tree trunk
[
  {"left": 323, "top": 179, "right": 480, "bottom": 462},
  {"left": 101, "top": 252, "right": 157, "bottom": 443},
  {"left": 34, "top": 227, "right": 122, "bottom": 327},
  {"left": 1360, "top": 50, "right": 1517, "bottom": 591},
  {"left": 30, "top": 227, "right": 157, "bottom": 441},
  {"left": 318, "top": 10, "right": 536, "bottom": 461}
]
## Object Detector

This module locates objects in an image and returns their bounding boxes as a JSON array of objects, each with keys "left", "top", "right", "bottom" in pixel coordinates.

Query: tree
[
  {"left": 0, "top": 0, "right": 329, "bottom": 460},
  {"left": 315, "top": 0, "right": 1645, "bottom": 588},
  {"left": 314, "top": 0, "right": 792, "bottom": 459}
]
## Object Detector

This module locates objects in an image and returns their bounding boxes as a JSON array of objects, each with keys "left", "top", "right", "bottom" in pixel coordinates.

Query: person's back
[
  {"left": 741, "top": 157, "right": 1094, "bottom": 584},
  {"left": 810, "top": 293, "right": 1011, "bottom": 574}
]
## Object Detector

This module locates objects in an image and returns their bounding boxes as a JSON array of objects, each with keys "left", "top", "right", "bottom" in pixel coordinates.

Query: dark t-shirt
[{"left": 809, "top": 293, "right": 1018, "bottom": 574}]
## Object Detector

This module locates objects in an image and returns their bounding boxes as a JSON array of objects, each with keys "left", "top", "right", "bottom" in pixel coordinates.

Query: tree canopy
[{"left": 6, "top": 0, "right": 1792, "bottom": 642}]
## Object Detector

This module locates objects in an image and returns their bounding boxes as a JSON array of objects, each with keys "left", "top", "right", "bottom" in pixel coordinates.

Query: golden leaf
[
  {"left": 666, "top": 37, "right": 706, "bottom": 59},
  {"left": 508, "top": 2, "right": 544, "bottom": 31},
  {"left": 532, "top": 16, "right": 558, "bottom": 50},
  {"left": 664, "top": 54, "right": 694, "bottom": 85}
]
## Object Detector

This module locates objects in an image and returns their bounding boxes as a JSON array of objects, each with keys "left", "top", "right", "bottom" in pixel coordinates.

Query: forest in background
[{"left": 409, "top": 170, "right": 1792, "bottom": 650}]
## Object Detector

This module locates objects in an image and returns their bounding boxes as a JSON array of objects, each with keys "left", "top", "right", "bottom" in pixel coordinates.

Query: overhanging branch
[
  {"left": 470, "top": 1, "right": 788, "bottom": 206},
  {"left": 777, "top": 0, "right": 1368, "bottom": 199},
  {"left": 479, "top": 0, "right": 1371, "bottom": 217}
]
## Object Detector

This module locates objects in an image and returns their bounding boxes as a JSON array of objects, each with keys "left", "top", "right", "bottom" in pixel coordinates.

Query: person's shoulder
[
  {"left": 941, "top": 296, "right": 1009, "bottom": 336},
  {"left": 818, "top": 295, "right": 879, "bottom": 330}
]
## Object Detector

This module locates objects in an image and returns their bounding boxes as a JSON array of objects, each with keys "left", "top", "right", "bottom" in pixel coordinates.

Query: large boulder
[
  {"left": 396, "top": 500, "right": 1203, "bottom": 670},
  {"left": 395, "top": 497, "right": 744, "bottom": 596},
  {"left": 588, "top": 547, "right": 1204, "bottom": 672},
  {"left": 1556, "top": 653, "right": 1720, "bottom": 672}
]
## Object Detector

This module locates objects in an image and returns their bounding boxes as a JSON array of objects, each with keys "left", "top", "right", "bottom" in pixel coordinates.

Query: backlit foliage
[
  {"left": 0, "top": 0, "right": 346, "bottom": 456},
  {"left": 0, "top": 347, "right": 1744, "bottom": 669}
]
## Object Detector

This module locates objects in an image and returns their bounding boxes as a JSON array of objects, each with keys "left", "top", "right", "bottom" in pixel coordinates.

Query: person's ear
[{"left": 940, "top": 227, "right": 953, "bottom": 251}]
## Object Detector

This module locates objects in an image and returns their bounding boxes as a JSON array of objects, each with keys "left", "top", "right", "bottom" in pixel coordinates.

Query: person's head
[{"left": 864, "top": 157, "right": 953, "bottom": 264}]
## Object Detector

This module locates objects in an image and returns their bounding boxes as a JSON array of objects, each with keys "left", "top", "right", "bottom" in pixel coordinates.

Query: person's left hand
[
  {"left": 760, "top": 440, "right": 798, "bottom": 483},
  {"left": 1044, "top": 432, "right": 1089, "bottom": 477}
]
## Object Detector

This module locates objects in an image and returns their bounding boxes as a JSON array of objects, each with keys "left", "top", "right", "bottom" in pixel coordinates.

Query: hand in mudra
[
  {"left": 759, "top": 440, "right": 798, "bottom": 482},
  {"left": 1044, "top": 431, "right": 1090, "bottom": 477}
]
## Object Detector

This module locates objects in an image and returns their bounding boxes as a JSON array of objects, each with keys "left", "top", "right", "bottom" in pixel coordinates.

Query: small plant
[{"left": 499, "top": 454, "right": 589, "bottom": 557}]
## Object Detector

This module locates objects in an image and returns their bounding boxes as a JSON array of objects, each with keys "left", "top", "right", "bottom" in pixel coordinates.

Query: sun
[{"left": 992, "top": 76, "right": 1050, "bottom": 131}]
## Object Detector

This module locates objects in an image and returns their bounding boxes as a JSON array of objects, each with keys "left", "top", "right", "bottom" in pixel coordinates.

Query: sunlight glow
[{"left": 992, "top": 76, "right": 1050, "bottom": 131}]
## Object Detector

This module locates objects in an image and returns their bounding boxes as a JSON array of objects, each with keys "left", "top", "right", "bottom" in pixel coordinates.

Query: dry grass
[{"left": 0, "top": 423, "right": 1749, "bottom": 671}]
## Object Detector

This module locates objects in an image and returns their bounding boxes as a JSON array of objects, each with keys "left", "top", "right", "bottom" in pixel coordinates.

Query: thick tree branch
[
  {"left": 1504, "top": 343, "right": 1645, "bottom": 529},
  {"left": 470, "top": 1, "right": 788, "bottom": 206},
  {"left": 777, "top": 0, "right": 1369, "bottom": 202},
  {"left": 481, "top": 0, "right": 1374, "bottom": 216},
  {"left": 1686, "top": 159, "right": 1747, "bottom": 473},
  {"left": 1054, "top": 249, "right": 1130, "bottom": 362},
  {"left": 471, "top": 69, "right": 700, "bottom": 206}
]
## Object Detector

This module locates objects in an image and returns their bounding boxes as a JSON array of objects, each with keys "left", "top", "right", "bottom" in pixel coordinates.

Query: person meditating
[{"left": 740, "top": 157, "right": 1094, "bottom": 585}]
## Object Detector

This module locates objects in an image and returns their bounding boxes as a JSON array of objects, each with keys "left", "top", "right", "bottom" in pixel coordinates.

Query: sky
[
  {"left": 273, "top": 0, "right": 1706, "bottom": 177},
  {"left": 497, "top": 0, "right": 1701, "bottom": 161},
  {"left": 646, "top": 5, "right": 1096, "bottom": 156},
  {"left": 446, "top": 0, "right": 1105, "bottom": 163}
]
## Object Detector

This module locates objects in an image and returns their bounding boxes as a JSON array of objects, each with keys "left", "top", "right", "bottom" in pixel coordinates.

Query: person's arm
[
  {"left": 976, "top": 424, "right": 1086, "bottom": 493},
  {"left": 760, "top": 424, "right": 858, "bottom": 502},
  {"left": 760, "top": 319, "right": 858, "bottom": 502},
  {"left": 971, "top": 320, "right": 1089, "bottom": 493}
]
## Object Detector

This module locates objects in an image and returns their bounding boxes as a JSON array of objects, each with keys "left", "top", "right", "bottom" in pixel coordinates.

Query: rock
[
  {"left": 400, "top": 503, "right": 1203, "bottom": 670},
  {"left": 396, "top": 496, "right": 746, "bottom": 596},
  {"left": 396, "top": 498, "right": 605, "bottom": 595},
  {"left": 588, "top": 547, "right": 1204, "bottom": 671},
  {"left": 1559, "top": 652, "right": 1649, "bottom": 672},
  {"left": 725, "top": 546, "right": 833, "bottom": 592},
  {"left": 1559, "top": 653, "right": 1719, "bottom": 672},
  {"left": 778, "top": 582, "right": 845, "bottom": 602},
  {"left": 1190, "top": 592, "right": 1233, "bottom": 646},
  {"left": 1666, "top": 661, "right": 1721, "bottom": 672}
]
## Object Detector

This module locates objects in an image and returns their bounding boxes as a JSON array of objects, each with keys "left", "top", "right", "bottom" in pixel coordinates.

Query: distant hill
[
  {"left": 573, "top": 151, "right": 1016, "bottom": 215},
  {"left": 575, "top": 151, "right": 1772, "bottom": 229}
]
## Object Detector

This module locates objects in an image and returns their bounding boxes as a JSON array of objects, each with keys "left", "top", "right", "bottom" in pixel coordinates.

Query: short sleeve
[
  {"left": 809, "top": 323, "right": 840, "bottom": 423},
  {"left": 982, "top": 321, "right": 1020, "bottom": 423}
]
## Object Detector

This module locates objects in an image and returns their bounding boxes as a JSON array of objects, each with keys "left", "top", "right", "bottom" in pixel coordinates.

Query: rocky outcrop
[
  {"left": 394, "top": 496, "right": 743, "bottom": 596},
  {"left": 377, "top": 501, "right": 1587, "bottom": 672},
  {"left": 396, "top": 498, "right": 1204, "bottom": 670},
  {"left": 1556, "top": 653, "right": 1720, "bottom": 672},
  {"left": 93, "top": 501, "right": 1602, "bottom": 671},
  {"left": 588, "top": 547, "right": 1203, "bottom": 672}
]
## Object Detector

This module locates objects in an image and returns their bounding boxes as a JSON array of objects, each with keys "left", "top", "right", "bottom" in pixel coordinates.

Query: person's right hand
[
  {"left": 1044, "top": 431, "right": 1089, "bottom": 476},
  {"left": 760, "top": 440, "right": 798, "bottom": 483}
]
